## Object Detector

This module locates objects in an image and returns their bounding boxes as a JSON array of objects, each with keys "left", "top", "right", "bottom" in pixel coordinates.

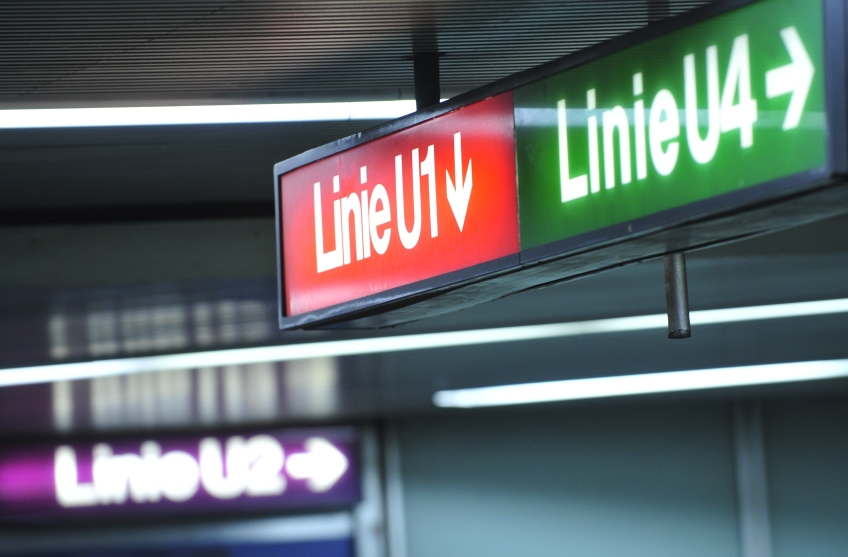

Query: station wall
[{"left": 395, "top": 397, "right": 847, "bottom": 557}]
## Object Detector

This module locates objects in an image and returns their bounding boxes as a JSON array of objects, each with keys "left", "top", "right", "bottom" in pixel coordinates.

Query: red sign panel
[{"left": 280, "top": 92, "right": 519, "bottom": 316}]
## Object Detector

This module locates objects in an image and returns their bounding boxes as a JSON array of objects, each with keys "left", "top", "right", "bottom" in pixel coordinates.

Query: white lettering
[
  {"left": 649, "top": 89, "right": 681, "bottom": 176},
  {"left": 245, "top": 435, "right": 286, "bottom": 496},
  {"left": 131, "top": 441, "right": 162, "bottom": 503},
  {"left": 360, "top": 168, "right": 371, "bottom": 258},
  {"left": 54, "top": 436, "right": 291, "bottom": 508},
  {"left": 90, "top": 443, "right": 200, "bottom": 505},
  {"left": 369, "top": 184, "right": 392, "bottom": 255},
  {"left": 199, "top": 436, "right": 248, "bottom": 499},
  {"left": 420, "top": 145, "right": 437, "bottom": 237},
  {"left": 765, "top": 27, "right": 814, "bottom": 131},
  {"left": 602, "top": 105, "right": 632, "bottom": 189},
  {"left": 54, "top": 446, "right": 96, "bottom": 508},
  {"left": 684, "top": 45, "right": 721, "bottom": 163},
  {"left": 341, "top": 193, "right": 363, "bottom": 265},
  {"left": 633, "top": 73, "right": 648, "bottom": 181},
  {"left": 557, "top": 98, "right": 589, "bottom": 202},
  {"left": 587, "top": 89, "right": 601, "bottom": 193},
  {"left": 360, "top": 189, "right": 371, "bottom": 259},
  {"left": 314, "top": 181, "right": 343, "bottom": 273},
  {"left": 93, "top": 444, "right": 131, "bottom": 504},
  {"left": 720, "top": 34, "right": 758, "bottom": 148},
  {"left": 445, "top": 133, "right": 474, "bottom": 231},
  {"left": 285, "top": 438, "right": 348, "bottom": 493},
  {"left": 396, "top": 154, "right": 422, "bottom": 249},
  {"left": 158, "top": 450, "right": 200, "bottom": 502}
]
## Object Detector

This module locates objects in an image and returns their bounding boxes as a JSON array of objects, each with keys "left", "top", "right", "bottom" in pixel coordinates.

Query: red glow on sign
[{"left": 280, "top": 92, "right": 519, "bottom": 316}]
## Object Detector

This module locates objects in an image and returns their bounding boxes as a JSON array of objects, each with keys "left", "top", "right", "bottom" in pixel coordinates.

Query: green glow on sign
[{"left": 515, "top": 0, "right": 826, "bottom": 250}]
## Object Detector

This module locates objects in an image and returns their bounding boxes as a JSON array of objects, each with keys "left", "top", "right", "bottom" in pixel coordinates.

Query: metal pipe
[
  {"left": 663, "top": 252, "right": 691, "bottom": 339},
  {"left": 647, "top": 0, "right": 670, "bottom": 22},
  {"left": 413, "top": 52, "right": 440, "bottom": 110},
  {"left": 733, "top": 400, "right": 774, "bottom": 557}
]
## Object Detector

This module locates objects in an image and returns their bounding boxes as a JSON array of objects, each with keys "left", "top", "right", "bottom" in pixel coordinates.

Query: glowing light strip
[
  {"left": 0, "top": 100, "right": 417, "bottom": 129},
  {"left": 432, "top": 359, "right": 848, "bottom": 408},
  {"left": 1, "top": 297, "right": 848, "bottom": 387}
]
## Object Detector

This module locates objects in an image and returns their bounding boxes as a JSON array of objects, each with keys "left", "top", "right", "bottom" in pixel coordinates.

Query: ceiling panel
[
  {"left": 0, "top": 0, "right": 711, "bottom": 106},
  {"left": 0, "top": 0, "right": 713, "bottom": 215}
]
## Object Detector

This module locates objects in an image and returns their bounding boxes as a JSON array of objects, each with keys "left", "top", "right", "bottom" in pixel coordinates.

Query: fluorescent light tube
[
  {"left": 0, "top": 100, "right": 417, "bottom": 129},
  {"left": 432, "top": 359, "right": 848, "bottom": 408},
  {"left": 1, "top": 297, "right": 848, "bottom": 388}
]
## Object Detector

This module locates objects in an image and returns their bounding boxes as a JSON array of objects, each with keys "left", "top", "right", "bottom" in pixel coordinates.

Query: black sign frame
[{"left": 275, "top": 0, "right": 848, "bottom": 330}]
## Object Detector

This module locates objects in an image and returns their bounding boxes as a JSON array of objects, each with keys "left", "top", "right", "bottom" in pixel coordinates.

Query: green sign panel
[{"left": 515, "top": 0, "right": 826, "bottom": 250}]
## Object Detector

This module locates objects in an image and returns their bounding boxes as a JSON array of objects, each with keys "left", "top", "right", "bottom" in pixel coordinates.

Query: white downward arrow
[
  {"left": 285, "top": 437, "right": 348, "bottom": 493},
  {"left": 446, "top": 132, "right": 473, "bottom": 232},
  {"left": 765, "top": 26, "right": 815, "bottom": 130}
]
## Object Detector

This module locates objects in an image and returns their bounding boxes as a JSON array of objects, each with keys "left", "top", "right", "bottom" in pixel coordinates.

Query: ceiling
[
  {"left": 10, "top": 0, "right": 846, "bottom": 437},
  {"left": 0, "top": 0, "right": 711, "bottom": 219},
  {"left": 0, "top": 0, "right": 708, "bottom": 107}
]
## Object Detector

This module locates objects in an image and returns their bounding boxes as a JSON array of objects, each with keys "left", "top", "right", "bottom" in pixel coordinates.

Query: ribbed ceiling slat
[{"left": 0, "top": 0, "right": 712, "bottom": 104}]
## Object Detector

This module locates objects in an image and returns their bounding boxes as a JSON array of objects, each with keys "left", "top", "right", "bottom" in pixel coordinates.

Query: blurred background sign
[{"left": 0, "top": 428, "right": 360, "bottom": 522}]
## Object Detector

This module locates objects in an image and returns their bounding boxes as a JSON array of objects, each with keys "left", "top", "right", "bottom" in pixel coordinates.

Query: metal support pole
[
  {"left": 647, "top": 0, "right": 670, "bottom": 23},
  {"left": 413, "top": 51, "right": 440, "bottom": 110},
  {"left": 733, "top": 401, "right": 774, "bottom": 557},
  {"left": 383, "top": 422, "right": 408, "bottom": 557},
  {"left": 354, "top": 427, "right": 388, "bottom": 557},
  {"left": 663, "top": 252, "right": 691, "bottom": 339}
]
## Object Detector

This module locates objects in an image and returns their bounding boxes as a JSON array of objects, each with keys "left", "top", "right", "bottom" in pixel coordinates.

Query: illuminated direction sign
[
  {"left": 515, "top": 0, "right": 825, "bottom": 250},
  {"left": 0, "top": 429, "right": 359, "bottom": 521},
  {"left": 275, "top": 0, "right": 846, "bottom": 329},
  {"left": 279, "top": 93, "right": 518, "bottom": 317}
]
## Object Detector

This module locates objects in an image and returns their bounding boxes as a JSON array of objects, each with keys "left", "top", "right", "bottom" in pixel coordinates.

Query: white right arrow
[
  {"left": 765, "top": 26, "right": 815, "bottom": 131},
  {"left": 285, "top": 437, "right": 348, "bottom": 493},
  {"left": 445, "top": 132, "right": 473, "bottom": 232}
]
